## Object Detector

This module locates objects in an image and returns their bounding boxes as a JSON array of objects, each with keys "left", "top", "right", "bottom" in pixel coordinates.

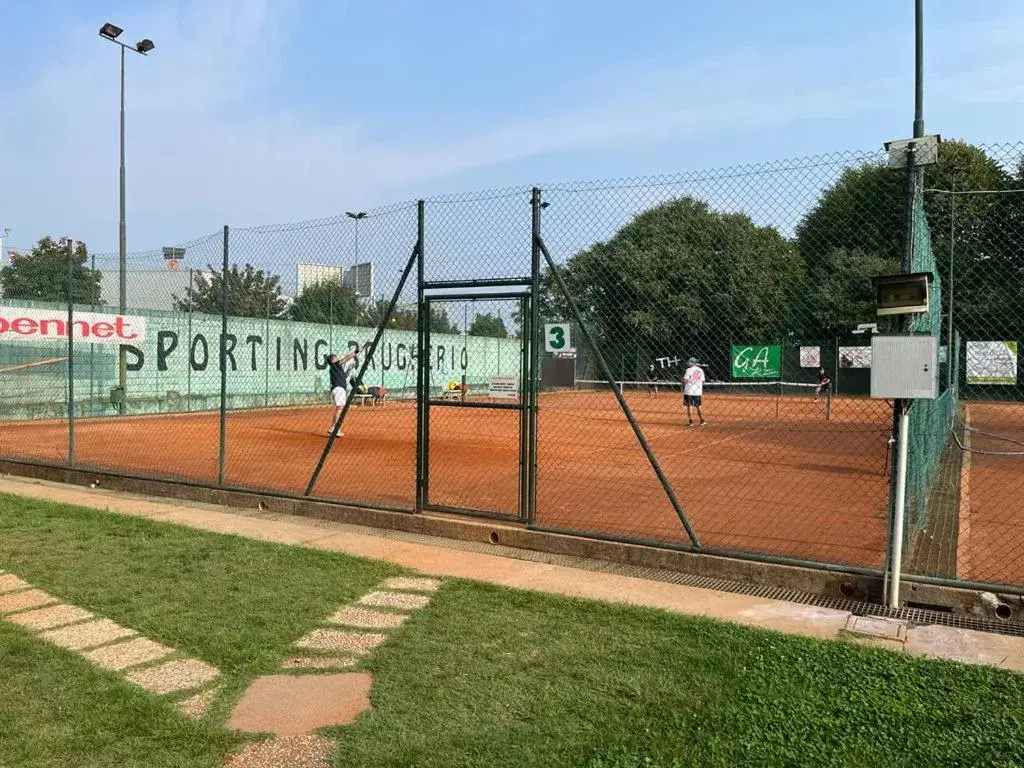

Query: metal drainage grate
[{"left": 253, "top": 508, "right": 1024, "bottom": 638}]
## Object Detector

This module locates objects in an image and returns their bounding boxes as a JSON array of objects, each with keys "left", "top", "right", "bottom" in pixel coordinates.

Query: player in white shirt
[{"left": 682, "top": 356, "right": 707, "bottom": 427}]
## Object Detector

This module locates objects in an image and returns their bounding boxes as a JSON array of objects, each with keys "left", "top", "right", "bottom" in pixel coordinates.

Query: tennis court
[
  {"left": 957, "top": 402, "right": 1024, "bottom": 586},
  {"left": 0, "top": 381, "right": 895, "bottom": 568}
]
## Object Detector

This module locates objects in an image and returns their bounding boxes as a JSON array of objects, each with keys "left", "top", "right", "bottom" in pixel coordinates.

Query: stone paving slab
[
  {"left": 0, "top": 588, "right": 56, "bottom": 615},
  {"left": 358, "top": 590, "right": 430, "bottom": 610},
  {"left": 281, "top": 656, "right": 357, "bottom": 670},
  {"left": 227, "top": 734, "right": 337, "bottom": 767},
  {"left": 327, "top": 606, "right": 408, "bottom": 629},
  {"left": 39, "top": 618, "right": 136, "bottom": 652},
  {"left": 382, "top": 577, "right": 442, "bottom": 592},
  {"left": 845, "top": 615, "right": 908, "bottom": 643},
  {"left": 176, "top": 686, "right": 221, "bottom": 719},
  {"left": 7, "top": 604, "right": 93, "bottom": 631},
  {"left": 125, "top": 658, "right": 220, "bottom": 695},
  {"left": 0, "top": 573, "right": 30, "bottom": 594},
  {"left": 84, "top": 636, "right": 176, "bottom": 671},
  {"left": 294, "top": 629, "right": 387, "bottom": 655},
  {"left": 229, "top": 673, "right": 373, "bottom": 736}
]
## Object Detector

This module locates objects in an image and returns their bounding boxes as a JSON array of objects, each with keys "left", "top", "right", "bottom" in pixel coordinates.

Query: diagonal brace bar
[
  {"left": 304, "top": 238, "right": 422, "bottom": 496},
  {"left": 536, "top": 234, "right": 701, "bottom": 549}
]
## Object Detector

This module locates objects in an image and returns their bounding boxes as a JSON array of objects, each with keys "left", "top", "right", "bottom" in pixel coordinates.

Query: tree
[
  {"left": 290, "top": 280, "right": 361, "bottom": 325},
  {"left": 353, "top": 301, "right": 454, "bottom": 333},
  {"left": 795, "top": 139, "right": 1016, "bottom": 338},
  {"left": 429, "top": 306, "right": 456, "bottom": 334},
  {"left": 469, "top": 312, "right": 508, "bottom": 338},
  {"left": 0, "top": 236, "right": 102, "bottom": 305},
  {"left": 554, "top": 197, "right": 802, "bottom": 374},
  {"left": 173, "top": 263, "right": 288, "bottom": 318}
]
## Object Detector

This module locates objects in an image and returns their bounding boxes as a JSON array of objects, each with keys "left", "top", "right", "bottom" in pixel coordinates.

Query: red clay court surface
[
  {"left": 958, "top": 402, "right": 1024, "bottom": 586},
  {"left": 1, "top": 388, "right": 899, "bottom": 568}
]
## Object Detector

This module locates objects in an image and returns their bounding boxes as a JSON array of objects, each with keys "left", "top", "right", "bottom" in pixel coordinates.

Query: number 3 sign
[{"left": 544, "top": 323, "right": 570, "bottom": 352}]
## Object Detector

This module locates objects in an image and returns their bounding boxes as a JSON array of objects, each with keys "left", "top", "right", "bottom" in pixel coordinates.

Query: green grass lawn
[{"left": 2, "top": 492, "right": 1024, "bottom": 768}]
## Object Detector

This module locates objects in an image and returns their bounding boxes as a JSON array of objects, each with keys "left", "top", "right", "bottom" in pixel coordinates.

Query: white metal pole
[{"left": 888, "top": 402, "right": 911, "bottom": 607}]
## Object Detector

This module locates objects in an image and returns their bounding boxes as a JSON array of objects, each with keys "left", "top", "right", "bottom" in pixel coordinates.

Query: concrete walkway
[{"left": 2, "top": 475, "right": 1023, "bottom": 675}]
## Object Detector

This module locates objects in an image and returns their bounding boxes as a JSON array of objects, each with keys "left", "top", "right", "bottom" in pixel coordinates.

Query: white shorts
[{"left": 331, "top": 387, "right": 347, "bottom": 407}]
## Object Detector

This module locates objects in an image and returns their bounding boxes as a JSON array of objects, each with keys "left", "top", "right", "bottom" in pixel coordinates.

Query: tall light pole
[
  {"left": 348, "top": 214, "right": 368, "bottom": 303},
  {"left": 99, "top": 22, "right": 155, "bottom": 412}
]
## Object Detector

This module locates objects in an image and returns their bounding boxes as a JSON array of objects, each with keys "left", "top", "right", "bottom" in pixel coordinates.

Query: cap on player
[{"left": 687, "top": 356, "right": 698, "bottom": 364}]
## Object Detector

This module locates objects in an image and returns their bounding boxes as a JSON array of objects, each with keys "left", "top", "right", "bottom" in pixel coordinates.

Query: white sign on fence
[
  {"left": 544, "top": 323, "right": 570, "bottom": 353},
  {"left": 799, "top": 346, "right": 820, "bottom": 368},
  {"left": 488, "top": 375, "right": 519, "bottom": 399},
  {"left": 839, "top": 345, "right": 872, "bottom": 369},
  {"left": 966, "top": 341, "right": 1018, "bottom": 385},
  {"left": 0, "top": 306, "right": 148, "bottom": 346}
]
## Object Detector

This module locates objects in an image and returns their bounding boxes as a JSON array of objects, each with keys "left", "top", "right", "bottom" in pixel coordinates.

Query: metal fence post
[
  {"left": 67, "top": 239, "right": 76, "bottom": 465},
  {"left": 527, "top": 188, "right": 542, "bottom": 525},
  {"left": 186, "top": 267, "right": 194, "bottom": 412},
  {"left": 218, "top": 225, "right": 229, "bottom": 486},
  {"left": 415, "top": 200, "right": 426, "bottom": 512}
]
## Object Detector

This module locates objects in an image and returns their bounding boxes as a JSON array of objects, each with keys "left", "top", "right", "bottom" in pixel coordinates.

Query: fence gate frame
[{"left": 416, "top": 282, "right": 537, "bottom": 523}]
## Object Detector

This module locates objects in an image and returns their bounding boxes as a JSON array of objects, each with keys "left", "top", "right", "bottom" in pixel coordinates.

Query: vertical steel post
[
  {"left": 913, "top": 0, "right": 924, "bottom": 140},
  {"left": 527, "top": 188, "right": 543, "bottom": 525},
  {"left": 67, "top": 240, "right": 76, "bottom": 465},
  {"left": 89, "top": 252, "right": 95, "bottom": 415},
  {"left": 117, "top": 44, "right": 128, "bottom": 414},
  {"left": 518, "top": 295, "right": 531, "bottom": 521},
  {"left": 415, "top": 201, "right": 426, "bottom": 512},
  {"left": 265, "top": 292, "right": 271, "bottom": 407},
  {"left": 186, "top": 267, "right": 193, "bottom": 411},
  {"left": 947, "top": 177, "right": 956, "bottom": 390},
  {"left": 218, "top": 225, "right": 229, "bottom": 486}
]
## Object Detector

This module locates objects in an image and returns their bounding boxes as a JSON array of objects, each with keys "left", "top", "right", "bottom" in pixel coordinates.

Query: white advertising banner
[{"left": 0, "top": 306, "right": 148, "bottom": 346}]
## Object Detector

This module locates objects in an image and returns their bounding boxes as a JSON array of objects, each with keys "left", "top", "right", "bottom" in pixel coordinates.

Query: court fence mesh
[{"left": 1, "top": 139, "right": 1023, "bottom": 596}]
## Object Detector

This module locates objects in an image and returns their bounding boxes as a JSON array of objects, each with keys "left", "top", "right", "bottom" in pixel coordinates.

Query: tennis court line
[
  {"left": 650, "top": 427, "right": 766, "bottom": 459},
  {"left": 956, "top": 404, "right": 973, "bottom": 580}
]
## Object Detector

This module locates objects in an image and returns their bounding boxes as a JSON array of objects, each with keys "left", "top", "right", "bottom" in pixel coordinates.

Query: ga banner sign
[{"left": 731, "top": 344, "right": 781, "bottom": 379}]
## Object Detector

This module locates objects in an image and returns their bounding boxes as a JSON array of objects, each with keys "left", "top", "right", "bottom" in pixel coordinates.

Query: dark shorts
[{"left": 684, "top": 394, "right": 702, "bottom": 407}]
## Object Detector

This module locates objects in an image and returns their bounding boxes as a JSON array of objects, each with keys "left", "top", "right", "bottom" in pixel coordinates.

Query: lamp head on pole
[
  {"left": 99, "top": 23, "right": 123, "bottom": 40},
  {"left": 136, "top": 39, "right": 155, "bottom": 54}
]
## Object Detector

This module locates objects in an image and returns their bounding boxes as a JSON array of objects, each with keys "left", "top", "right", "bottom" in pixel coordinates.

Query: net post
[
  {"left": 218, "top": 225, "right": 229, "bottom": 486},
  {"left": 536, "top": 234, "right": 701, "bottom": 549}
]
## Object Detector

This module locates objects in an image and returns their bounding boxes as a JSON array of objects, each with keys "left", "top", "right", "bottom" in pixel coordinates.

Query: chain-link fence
[{"left": 2, "top": 140, "right": 1022, "bottom": 597}]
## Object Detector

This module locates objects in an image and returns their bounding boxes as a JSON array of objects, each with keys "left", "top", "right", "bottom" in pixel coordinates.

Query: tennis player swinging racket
[{"left": 326, "top": 346, "right": 360, "bottom": 436}]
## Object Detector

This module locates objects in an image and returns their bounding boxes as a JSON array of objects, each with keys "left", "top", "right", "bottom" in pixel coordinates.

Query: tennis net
[{"left": 573, "top": 379, "right": 830, "bottom": 421}]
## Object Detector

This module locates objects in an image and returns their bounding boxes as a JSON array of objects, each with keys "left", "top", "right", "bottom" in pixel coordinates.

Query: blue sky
[{"left": 1, "top": 0, "right": 1023, "bottom": 262}]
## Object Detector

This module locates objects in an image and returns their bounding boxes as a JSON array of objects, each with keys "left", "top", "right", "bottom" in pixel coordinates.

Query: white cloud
[{"left": 1, "top": 0, "right": 1022, "bottom": 255}]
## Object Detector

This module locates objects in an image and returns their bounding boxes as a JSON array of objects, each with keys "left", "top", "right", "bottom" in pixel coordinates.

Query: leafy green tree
[
  {"left": 0, "top": 236, "right": 102, "bottom": 305},
  {"left": 795, "top": 139, "right": 1017, "bottom": 338},
  {"left": 290, "top": 280, "right": 361, "bottom": 324},
  {"left": 554, "top": 197, "right": 802, "bottom": 372},
  {"left": 469, "top": 312, "right": 508, "bottom": 338},
  {"left": 355, "top": 301, "right": 454, "bottom": 334},
  {"left": 173, "top": 263, "right": 288, "bottom": 318}
]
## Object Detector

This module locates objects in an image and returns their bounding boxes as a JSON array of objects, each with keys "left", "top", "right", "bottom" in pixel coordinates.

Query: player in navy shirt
[{"left": 326, "top": 346, "right": 360, "bottom": 435}]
